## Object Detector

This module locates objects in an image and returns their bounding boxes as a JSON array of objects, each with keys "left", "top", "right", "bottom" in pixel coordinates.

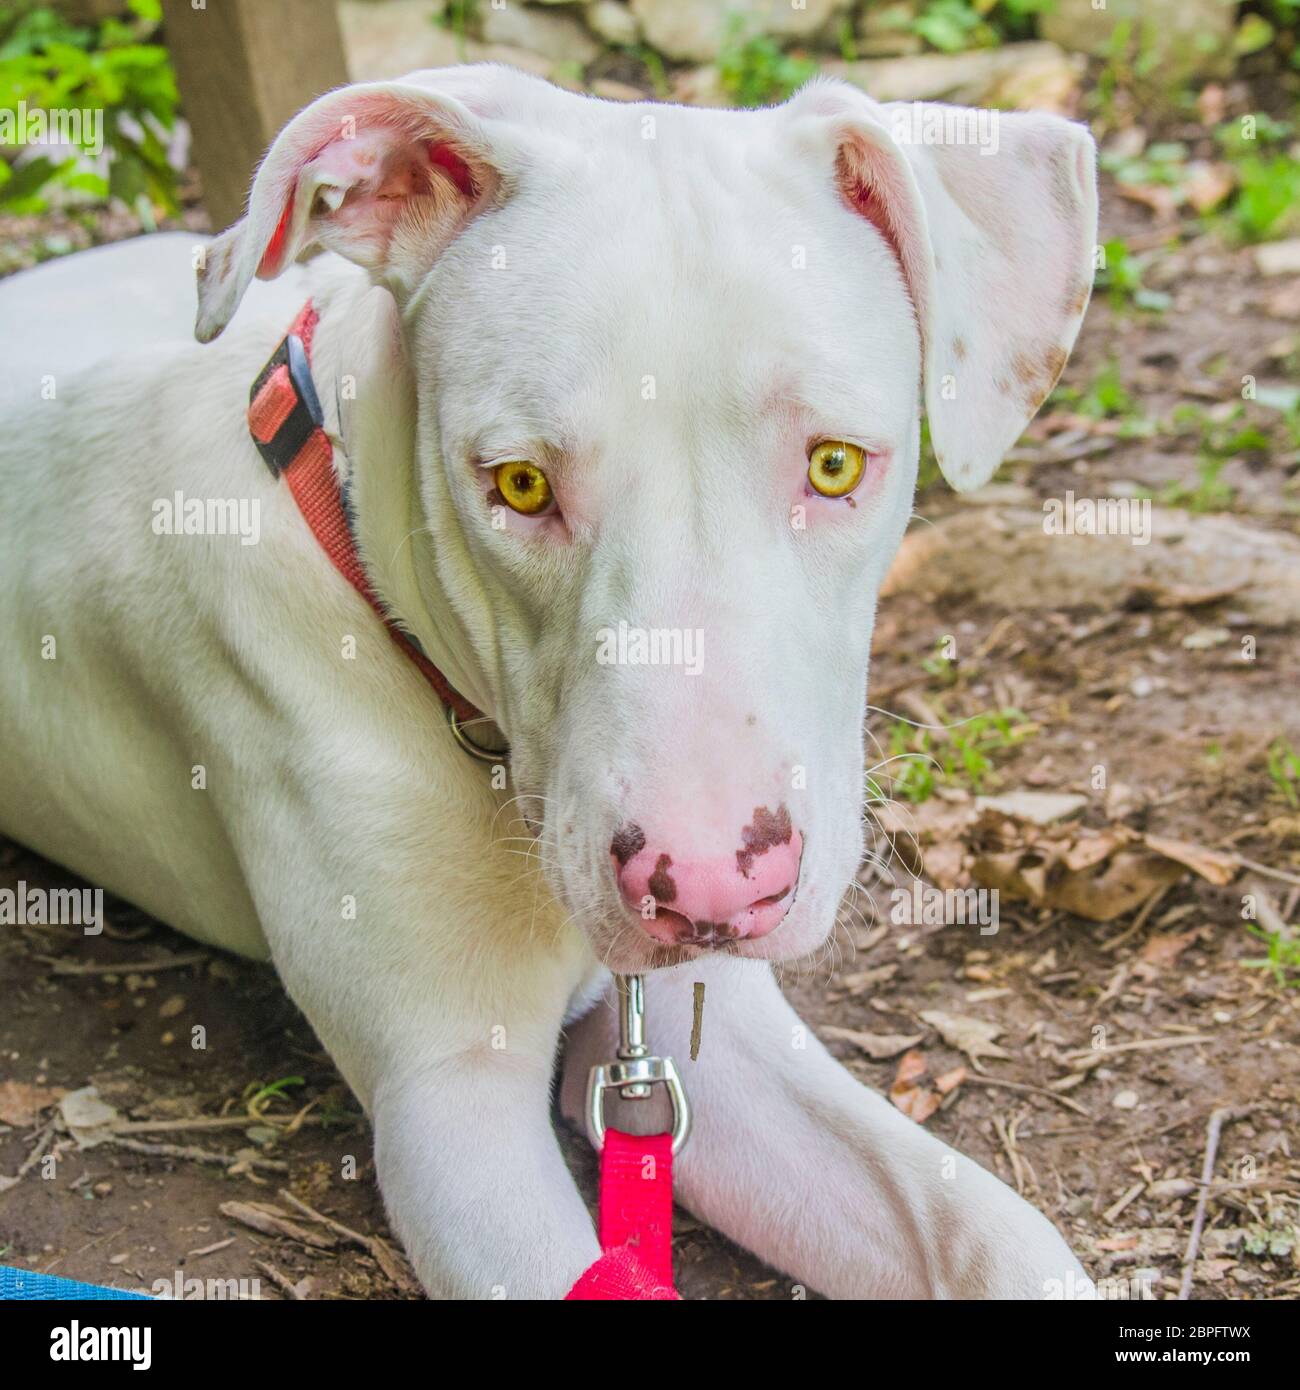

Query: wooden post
[{"left": 159, "top": 0, "right": 349, "bottom": 231}]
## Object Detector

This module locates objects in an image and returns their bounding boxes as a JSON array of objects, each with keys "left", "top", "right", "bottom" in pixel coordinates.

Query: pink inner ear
[
  {"left": 258, "top": 197, "right": 294, "bottom": 277},
  {"left": 428, "top": 143, "right": 476, "bottom": 197},
  {"left": 835, "top": 142, "right": 928, "bottom": 328},
  {"left": 838, "top": 155, "right": 904, "bottom": 274}
]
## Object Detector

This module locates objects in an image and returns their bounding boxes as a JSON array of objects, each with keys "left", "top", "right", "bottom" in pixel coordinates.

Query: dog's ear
[
  {"left": 195, "top": 70, "right": 516, "bottom": 342},
  {"left": 789, "top": 82, "right": 1097, "bottom": 491}
]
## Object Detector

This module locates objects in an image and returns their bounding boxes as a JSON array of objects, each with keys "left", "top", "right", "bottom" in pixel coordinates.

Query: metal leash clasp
[{"left": 585, "top": 974, "right": 691, "bottom": 1156}]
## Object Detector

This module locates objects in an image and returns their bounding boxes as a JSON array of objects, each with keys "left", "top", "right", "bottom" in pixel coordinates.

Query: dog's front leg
[
  {"left": 562, "top": 956, "right": 1088, "bottom": 1299},
  {"left": 369, "top": 1048, "right": 599, "bottom": 1299},
  {"left": 256, "top": 837, "right": 601, "bottom": 1299}
]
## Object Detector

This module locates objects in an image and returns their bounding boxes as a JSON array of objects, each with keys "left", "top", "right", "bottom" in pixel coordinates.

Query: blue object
[{"left": 0, "top": 1264, "right": 152, "bottom": 1300}]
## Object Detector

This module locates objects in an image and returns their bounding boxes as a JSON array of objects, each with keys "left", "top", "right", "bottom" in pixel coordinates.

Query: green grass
[
  {"left": 1094, "top": 239, "right": 1172, "bottom": 314},
  {"left": 1268, "top": 738, "right": 1300, "bottom": 809},
  {"left": 1244, "top": 924, "right": 1300, "bottom": 990},
  {"left": 920, "top": 637, "right": 959, "bottom": 688},
  {"left": 1226, "top": 154, "right": 1300, "bottom": 242},
  {"left": 244, "top": 1075, "right": 305, "bottom": 1115},
  {"left": 883, "top": 707, "right": 1035, "bottom": 804},
  {"left": 717, "top": 18, "right": 817, "bottom": 107},
  {"left": 1154, "top": 457, "right": 1236, "bottom": 513}
]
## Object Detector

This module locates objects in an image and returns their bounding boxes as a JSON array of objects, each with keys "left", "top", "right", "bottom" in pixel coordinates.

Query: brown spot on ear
[
  {"left": 610, "top": 823, "right": 645, "bottom": 867},
  {"left": 1011, "top": 351, "right": 1039, "bottom": 388},
  {"left": 648, "top": 854, "right": 676, "bottom": 904},
  {"left": 1066, "top": 279, "right": 1091, "bottom": 317},
  {"left": 1044, "top": 344, "right": 1068, "bottom": 385},
  {"left": 953, "top": 337, "right": 968, "bottom": 362},
  {"left": 1025, "top": 345, "right": 1070, "bottom": 413},
  {"left": 736, "top": 804, "right": 793, "bottom": 878}
]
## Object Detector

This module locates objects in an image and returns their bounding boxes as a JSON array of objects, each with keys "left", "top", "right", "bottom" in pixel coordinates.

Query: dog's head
[{"left": 198, "top": 66, "right": 1096, "bottom": 972}]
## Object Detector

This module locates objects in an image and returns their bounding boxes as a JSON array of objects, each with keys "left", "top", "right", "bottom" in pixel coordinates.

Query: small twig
[
  {"left": 689, "top": 982, "right": 705, "bottom": 1062},
  {"left": 1100, "top": 883, "right": 1173, "bottom": 953},
  {"left": 960, "top": 1073, "right": 1090, "bottom": 1117},
  {"left": 35, "top": 951, "right": 210, "bottom": 976},
  {"left": 103, "top": 1134, "right": 288, "bottom": 1174},
  {"left": 1179, "top": 1106, "right": 1256, "bottom": 1300},
  {"left": 1246, "top": 878, "right": 1293, "bottom": 938},
  {"left": 254, "top": 1259, "right": 310, "bottom": 1301},
  {"left": 186, "top": 1238, "right": 234, "bottom": 1258},
  {"left": 1103, "top": 1181, "right": 1146, "bottom": 1224},
  {"left": 276, "top": 1188, "right": 419, "bottom": 1294},
  {"left": 0, "top": 1120, "right": 58, "bottom": 1194},
  {"left": 107, "top": 1113, "right": 360, "bottom": 1136},
  {"left": 1231, "top": 856, "right": 1300, "bottom": 891},
  {"left": 1065, "top": 1034, "right": 1216, "bottom": 1061}
]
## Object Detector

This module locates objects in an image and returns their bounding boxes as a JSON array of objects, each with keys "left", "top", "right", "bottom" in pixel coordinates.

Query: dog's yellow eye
[
  {"left": 808, "top": 441, "right": 866, "bottom": 497},
  {"left": 494, "top": 460, "right": 553, "bottom": 515}
]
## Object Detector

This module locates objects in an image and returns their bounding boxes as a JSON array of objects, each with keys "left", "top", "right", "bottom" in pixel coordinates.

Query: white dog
[{"left": 0, "top": 65, "right": 1097, "bottom": 1299}]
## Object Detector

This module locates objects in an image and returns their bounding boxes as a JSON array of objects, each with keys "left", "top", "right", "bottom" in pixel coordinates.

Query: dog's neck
[{"left": 307, "top": 275, "right": 500, "bottom": 726}]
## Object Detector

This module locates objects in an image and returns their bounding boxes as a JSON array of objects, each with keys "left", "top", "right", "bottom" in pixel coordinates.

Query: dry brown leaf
[
  {"left": 1183, "top": 161, "right": 1235, "bottom": 214},
  {"left": 934, "top": 1066, "right": 968, "bottom": 1095},
  {"left": 890, "top": 1084, "right": 941, "bottom": 1123},
  {"left": 822, "top": 1026, "right": 924, "bottom": 1060},
  {"left": 0, "top": 1080, "right": 65, "bottom": 1128},
  {"left": 975, "top": 791, "right": 1087, "bottom": 826},
  {"left": 1135, "top": 929, "right": 1200, "bottom": 979},
  {"left": 1143, "top": 835, "right": 1238, "bottom": 886},
  {"left": 919, "top": 1010, "right": 1011, "bottom": 1066},
  {"left": 1115, "top": 180, "right": 1179, "bottom": 220},
  {"left": 837, "top": 964, "right": 899, "bottom": 993},
  {"left": 1048, "top": 850, "right": 1184, "bottom": 923},
  {"left": 894, "top": 1048, "right": 928, "bottom": 1086}
]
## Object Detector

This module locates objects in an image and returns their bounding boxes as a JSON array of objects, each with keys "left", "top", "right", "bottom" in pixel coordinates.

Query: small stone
[
  {"left": 1255, "top": 240, "right": 1300, "bottom": 277},
  {"left": 585, "top": 0, "right": 639, "bottom": 47},
  {"left": 1112, "top": 1089, "right": 1139, "bottom": 1110}
]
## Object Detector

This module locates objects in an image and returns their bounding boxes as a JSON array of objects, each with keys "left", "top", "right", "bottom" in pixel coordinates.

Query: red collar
[{"left": 248, "top": 301, "right": 497, "bottom": 753}]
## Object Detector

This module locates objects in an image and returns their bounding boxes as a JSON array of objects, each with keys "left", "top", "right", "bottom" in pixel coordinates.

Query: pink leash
[
  {"left": 566, "top": 976, "right": 691, "bottom": 1300},
  {"left": 566, "top": 1131, "right": 678, "bottom": 1299}
]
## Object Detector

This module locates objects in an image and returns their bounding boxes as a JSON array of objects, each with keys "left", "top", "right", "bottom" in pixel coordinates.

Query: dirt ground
[{"left": 2, "top": 117, "right": 1299, "bottom": 1301}]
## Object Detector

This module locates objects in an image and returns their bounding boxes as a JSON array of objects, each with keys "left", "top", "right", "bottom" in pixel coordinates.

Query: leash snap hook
[{"left": 585, "top": 974, "right": 691, "bottom": 1156}]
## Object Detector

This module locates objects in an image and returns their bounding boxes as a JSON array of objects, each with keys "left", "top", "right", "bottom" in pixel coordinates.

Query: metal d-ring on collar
[
  {"left": 445, "top": 705, "right": 509, "bottom": 763},
  {"left": 586, "top": 974, "right": 692, "bottom": 1156}
]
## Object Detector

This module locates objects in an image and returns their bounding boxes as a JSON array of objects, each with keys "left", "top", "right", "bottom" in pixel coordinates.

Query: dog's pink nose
[{"left": 610, "top": 807, "right": 802, "bottom": 948}]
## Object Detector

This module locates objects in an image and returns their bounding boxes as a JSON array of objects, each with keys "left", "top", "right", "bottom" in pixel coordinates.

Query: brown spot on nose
[
  {"left": 736, "top": 804, "right": 793, "bottom": 878},
  {"left": 953, "top": 336, "right": 968, "bottom": 362},
  {"left": 648, "top": 853, "right": 676, "bottom": 904},
  {"left": 610, "top": 822, "right": 645, "bottom": 867}
]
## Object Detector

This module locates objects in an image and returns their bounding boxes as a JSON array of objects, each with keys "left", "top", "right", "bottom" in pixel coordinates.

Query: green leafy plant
[
  {"left": 1243, "top": 924, "right": 1300, "bottom": 990},
  {"left": 1268, "top": 738, "right": 1300, "bottom": 809},
  {"left": 717, "top": 18, "right": 817, "bottom": 108},
  {"left": 909, "top": 0, "right": 1049, "bottom": 53},
  {"left": 921, "top": 637, "right": 959, "bottom": 688},
  {"left": 1155, "top": 457, "right": 1236, "bottom": 513},
  {"left": 1226, "top": 154, "right": 1300, "bottom": 242},
  {"left": 0, "top": 0, "right": 177, "bottom": 214},
  {"left": 1094, "top": 238, "right": 1172, "bottom": 314},
  {"left": 886, "top": 707, "right": 1034, "bottom": 803}
]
